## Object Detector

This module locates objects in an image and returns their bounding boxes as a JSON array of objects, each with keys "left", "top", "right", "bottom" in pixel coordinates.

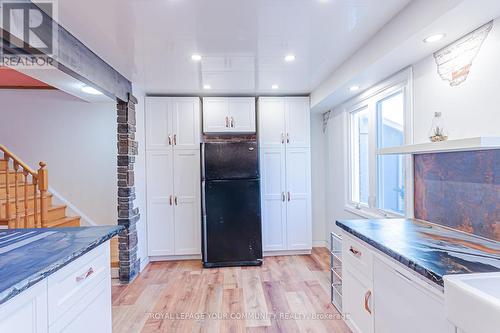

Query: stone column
[{"left": 117, "top": 93, "right": 140, "bottom": 283}]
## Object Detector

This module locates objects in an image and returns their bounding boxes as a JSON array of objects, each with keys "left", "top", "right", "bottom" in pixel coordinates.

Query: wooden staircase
[{"left": 0, "top": 145, "right": 80, "bottom": 228}]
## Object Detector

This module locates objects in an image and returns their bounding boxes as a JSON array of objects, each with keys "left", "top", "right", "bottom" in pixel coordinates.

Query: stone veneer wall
[
  {"left": 414, "top": 150, "right": 500, "bottom": 242},
  {"left": 117, "top": 94, "right": 140, "bottom": 283}
]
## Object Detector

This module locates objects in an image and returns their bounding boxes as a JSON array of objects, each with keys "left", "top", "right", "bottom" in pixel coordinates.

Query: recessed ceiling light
[
  {"left": 271, "top": 84, "right": 279, "bottom": 90},
  {"left": 191, "top": 54, "right": 202, "bottom": 61},
  {"left": 349, "top": 85, "right": 360, "bottom": 92},
  {"left": 284, "top": 54, "right": 296, "bottom": 62},
  {"left": 203, "top": 84, "right": 211, "bottom": 90},
  {"left": 424, "top": 33, "right": 446, "bottom": 43},
  {"left": 81, "top": 86, "right": 102, "bottom": 95}
]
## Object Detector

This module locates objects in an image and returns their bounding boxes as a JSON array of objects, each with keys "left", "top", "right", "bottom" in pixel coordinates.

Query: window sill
[{"left": 344, "top": 205, "right": 404, "bottom": 220}]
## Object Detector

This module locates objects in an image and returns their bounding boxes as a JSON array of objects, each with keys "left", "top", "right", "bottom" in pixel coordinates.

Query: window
[{"left": 346, "top": 70, "right": 412, "bottom": 217}]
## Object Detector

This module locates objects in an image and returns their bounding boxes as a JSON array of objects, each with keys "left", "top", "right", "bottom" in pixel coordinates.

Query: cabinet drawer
[
  {"left": 47, "top": 243, "right": 110, "bottom": 325},
  {"left": 342, "top": 233, "right": 373, "bottom": 279}
]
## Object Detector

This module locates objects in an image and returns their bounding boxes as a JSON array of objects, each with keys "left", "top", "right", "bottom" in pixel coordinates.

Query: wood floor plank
[
  {"left": 113, "top": 247, "right": 351, "bottom": 333},
  {"left": 241, "top": 268, "right": 271, "bottom": 328}
]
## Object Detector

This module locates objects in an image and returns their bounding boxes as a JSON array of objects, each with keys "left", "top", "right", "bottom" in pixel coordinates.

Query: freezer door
[
  {"left": 204, "top": 179, "right": 262, "bottom": 263},
  {"left": 203, "top": 142, "right": 259, "bottom": 180}
]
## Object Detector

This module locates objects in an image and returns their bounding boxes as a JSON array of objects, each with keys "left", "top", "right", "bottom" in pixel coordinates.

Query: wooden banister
[{"left": 0, "top": 144, "right": 48, "bottom": 229}]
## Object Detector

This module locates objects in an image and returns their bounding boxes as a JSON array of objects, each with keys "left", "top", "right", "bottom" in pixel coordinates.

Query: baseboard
[
  {"left": 149, "top": 254, "right": 202, "bottom": 262},
  {"left": 263, "top": 249, "right": 311, "bottom": 257},
  {"left": 140, "top": 256, "right": 150, "bottom": 271},
  {"left": 312, "top": 240, "right": 328, "bottom": 247},
  {"left": 48, "top": 186, "right": 98, "bottom": 226}
]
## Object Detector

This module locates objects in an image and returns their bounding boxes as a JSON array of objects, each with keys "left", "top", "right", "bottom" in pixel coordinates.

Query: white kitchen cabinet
[
  {"left": 343, "top": 262, "right": 374, "bottom": 333},
  {"left": 260, "top": 147, "right": 311, "bottom": 253},
  {"left": 373, "top": 258, "right": 447, "bottom": 333},
  {"left": 0, "top": 242, "right": 112, "bottom": 333},
  {"left": 260, "top": 148, "right": 287, "bottom": 251},
  {"left": 0, "top": 280, "right": 48, "bottom": 333},
  {"left": 146, "top": 97, "right": 200, "bottom": 150},
  {"left": 285, "top": 148, "right": 312, "bottom": 250},
  {"left": 203, "top": 97, "right": 256, "bottom": 133},
  {"left": 146, "top": 97, "right": 202, "bottom": 258},
  {"left": 146, "top": 149, "right": 201, "bottom": 257},
  {"left": 258, "top": 97, "right": 310, "bottom": 149}
]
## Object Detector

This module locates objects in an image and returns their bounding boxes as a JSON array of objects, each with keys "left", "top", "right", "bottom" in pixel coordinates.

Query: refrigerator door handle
[{"left": 201, "top": 181, "right": 208, "bottom": 262}]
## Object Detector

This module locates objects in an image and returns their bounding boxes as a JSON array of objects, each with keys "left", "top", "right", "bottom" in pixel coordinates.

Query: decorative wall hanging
[
  {"left": 433, "top": 21, "right": 493, "bottom": 86},
  {"left": 322, "top": 110, "right": 331, "bottom": 133}
]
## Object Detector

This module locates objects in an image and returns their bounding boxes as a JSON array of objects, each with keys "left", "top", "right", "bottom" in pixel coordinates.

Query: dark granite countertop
[
  {"left": 336, "top": 219, "right": 500, "bottom": 287},
  {"left": 0, "top": 226, "right": 122, "bottom": 305}
]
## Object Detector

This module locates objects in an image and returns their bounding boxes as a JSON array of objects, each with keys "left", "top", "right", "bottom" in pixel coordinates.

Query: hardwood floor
[{"left": 112, "top": 248, "right": 351, "bottom": 333}]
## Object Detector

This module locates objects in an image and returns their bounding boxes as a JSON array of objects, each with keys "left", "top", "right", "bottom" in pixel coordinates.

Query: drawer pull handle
[
  {"left": 76, "top": 267, "right": 94, "bottom": 283},
  {"left": 349, "top": 246, "right": 362, "bottom": 257},
  {"left": 364, "top": 290, "right": 372, "bottom": 314}
]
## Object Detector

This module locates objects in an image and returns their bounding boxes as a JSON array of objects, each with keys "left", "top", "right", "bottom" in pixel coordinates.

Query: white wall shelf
[{"left": 377, "top": 137, "right": 500, "bottom": 155}]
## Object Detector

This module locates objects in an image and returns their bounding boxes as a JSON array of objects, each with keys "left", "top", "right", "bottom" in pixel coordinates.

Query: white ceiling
[{"left": 55, "top": 0, "right": 410, "bottom": 95}]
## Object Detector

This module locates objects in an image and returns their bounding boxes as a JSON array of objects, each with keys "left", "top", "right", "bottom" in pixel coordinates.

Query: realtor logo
[{"left": 0, "top": 0, "right": 58, "bottom": 67}]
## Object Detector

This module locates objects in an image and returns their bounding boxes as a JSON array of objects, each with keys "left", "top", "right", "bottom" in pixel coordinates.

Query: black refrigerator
[{"left": 201, "top": 141, "right": 263, "bottom": 268}]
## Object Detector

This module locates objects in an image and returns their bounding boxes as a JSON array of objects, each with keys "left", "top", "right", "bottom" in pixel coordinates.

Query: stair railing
[{"left": 0, "top": 144, "right": 48, "bottom": 228}]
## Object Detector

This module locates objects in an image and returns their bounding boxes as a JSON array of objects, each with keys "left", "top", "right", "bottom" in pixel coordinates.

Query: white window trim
[{"left": 342, "top": 67, "right": 414, "bottom": 219}]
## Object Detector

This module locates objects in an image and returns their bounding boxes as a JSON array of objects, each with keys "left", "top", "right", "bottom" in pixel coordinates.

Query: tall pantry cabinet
[
  {"left": 258, "top": 97, "right": 312, "bottom": 253},
  {"left": 145, "top": 97, "right": 201, "bottom": 257}
]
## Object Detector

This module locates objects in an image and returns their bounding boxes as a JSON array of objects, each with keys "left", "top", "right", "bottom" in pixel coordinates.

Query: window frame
[{"left": 344, "top": 68, "right": 414, "bottom": 219}]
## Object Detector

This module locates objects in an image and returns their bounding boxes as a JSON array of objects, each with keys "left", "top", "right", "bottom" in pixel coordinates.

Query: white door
[
  {"left": 285, "top": 148, "right": 311, "bottom": 250},
  {"left": 0, "top": 281, "right": 48, "bottom": 333},
  {"left": 228, "top": 97, "right": 256, "bottom": 133},
  {"left": 172, "top": 97, "right": 200, "bottom": 150},
  {"left": 173, "top": 149, "right": 201, "bottom": 255},
  {"left": 258, "top": 97, "right": 286, "bottom": 148},
  {"left": 285, "top": 97, "right": 310, "bottom": 148},
  {"left": 260, "top": 148, "right": 287, "bottom": 251},
  {"left": 146, "top": 97, "right": 173, "bottom": 150},
  {"left": 203, "top": 97, "right": 229, "bottom": 133},
  {"left": 343, "top": 263, "right": 374, "bottom": 333},
  {"left": 146, "top": 151, "right": 175, "bottom": 256},
  {"left": 373, "top": 259, "right": 447, "bottom": 333}
]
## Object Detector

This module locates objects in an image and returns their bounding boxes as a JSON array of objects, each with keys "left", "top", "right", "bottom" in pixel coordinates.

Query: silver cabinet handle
[
  {"left": 174, "top": 196, "right": 178, "bottom": 205},
  {"left": 76, "top": 267, "right": 94, "bottom": 283},
  {"left": 168, "top": 135, "right": 172, "bottom": 146},
  {"left": 349, "top": 246, "right": 362, "bottom": 257},
  {"left": 225, "top": 116, "right": 229, "bottom": 127},
  {"left": 169, "top": 195, "right": 173, "bottom": 206},
  {"left": 287, "top": 191, "right": 291, "bottom": 201},
  {"left": 282, "top": 192, "right": 286, "bottom": 202},
  {"left": 173, "top": 134, "right": 177, "bottom": 145},
  {"left": 231, "top": 117, "right": 235, "bottom": 128},
  {"left": 281, "top": 133, "right": 285, "bottom": 144},
  {"left": 286, "top": 133, "right": 290, "bottom": 144}
]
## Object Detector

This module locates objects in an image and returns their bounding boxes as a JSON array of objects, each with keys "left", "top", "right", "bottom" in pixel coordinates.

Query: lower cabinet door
[
  {"left": 285, "top": 148, "right": 311, "bottom": 250},
  {"left": 373, "top": 258, "right": 447, "bottom": 333},
  {"left": 343, "top": 263, "right": 374, "bottom": 333},
  {"left": 173, "top": 149, "right": 201, "bottom": 255},
  {"left": 260, "top": 148, "right": 287, "bottom": 251},
  {"left": 49, "top": 278, "right": 111, "bottom": 333},
  {"left": 0, "top": 280, "right": 48, "bottom": 333},
  {"left": 147, "top": 151, "right": 175, "bottom": 256}
]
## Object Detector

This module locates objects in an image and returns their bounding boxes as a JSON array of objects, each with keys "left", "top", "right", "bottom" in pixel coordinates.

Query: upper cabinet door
[
  {"left": 258, "top": 97, "right": 286, "bottom": 148},
  {"left": 228, "top": 97, "right": 256, "bottom": 133},
  {"left": 172, "top": 97, "right": 201, "bottom": 150},
  {"left": 146, "top": 97, "right": 173, "bottom": 150},
  {"left": 285, "top": 97, "right": 310, "bottom": 148},
  {"left": 285, "top": 148, "right": 312, "bottom": 250},
  {"left": 173, "top": 149, "right": 201, "bottom": 255},
  {"left": 203, "top": 98, "right": 229, "bottom": 133}
]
